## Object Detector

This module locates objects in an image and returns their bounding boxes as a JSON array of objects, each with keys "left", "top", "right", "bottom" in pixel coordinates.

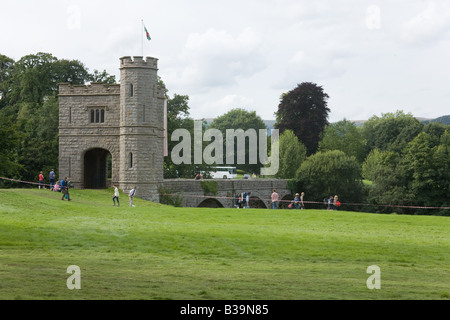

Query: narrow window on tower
[
  {"left": 90, "top": 109, "right": 95, "bottom": 123},
  {"left": 142, "top": 104, "right": 146, "bottom": 123},
  {"left": 96, "top": 109, "right": 100, "bottom": 123},
  {"left": 130, "top": 84, "right": 134, "bottom": 97},
  {"left": 129, "top": 152, "right": 133, "bottom": 169},
  {"left": 101, "top": 109, "right": 105, "bottom": 123}
]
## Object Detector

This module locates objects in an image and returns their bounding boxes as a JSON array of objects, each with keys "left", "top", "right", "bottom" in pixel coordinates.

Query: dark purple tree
[{"left": 275, "top": 82, "right": 330, "bottom": 155}]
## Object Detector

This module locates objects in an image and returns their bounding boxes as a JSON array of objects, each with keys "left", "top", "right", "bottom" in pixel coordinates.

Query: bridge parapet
[{"left": 160, "top": 179, "right": 292, "bottom": 208}]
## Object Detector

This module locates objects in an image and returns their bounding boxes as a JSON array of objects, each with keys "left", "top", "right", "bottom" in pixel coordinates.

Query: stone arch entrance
[{"left": 84, "top": 148, "right": 112, "bottom": 189}]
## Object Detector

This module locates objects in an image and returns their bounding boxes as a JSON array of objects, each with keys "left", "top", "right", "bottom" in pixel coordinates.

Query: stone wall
[
  {"left": 160, "top": 179, "right": 291, "bottom": 208},
  {"left": 58, "top": 83, "right": 121, "bottom": 188}
]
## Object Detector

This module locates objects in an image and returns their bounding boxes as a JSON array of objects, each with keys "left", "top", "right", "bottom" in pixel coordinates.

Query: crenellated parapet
[
  {"left": 120, "top": 56, "right": 158, "bottom": 69},
  {"left": 59, "top": 82, "right": 120, "bottom": 96}
]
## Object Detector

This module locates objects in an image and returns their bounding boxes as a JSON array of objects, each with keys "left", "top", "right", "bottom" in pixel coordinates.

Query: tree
[
  {"left": 362, "top": 110, "right": 424, "bottom": 155},
  {"left": 0, "top": 52, "right": 92, "bottom": 183},
  {"left": 164, "top": 93, "right": 197, "bottom": 178},
  {"left": 275, "top": 82, "right": 330, "bottom": 155},
  {"left": 0, "top": 54, "right": 15, "bottom": 109},
  {"left": 0, "top": 116, "right": 21, "bottom": 180},
  {"left": 401, "top": 132, "right": 450, "bottom": 213},
  {"left": 318, "top": 119, "right": 366, "bottom": 163},
  {"left": 296, "top": 150, "right": 364, "bottom": 205},
  {"left": 209, "top": 108, "right": 267, "bottom": 174},
  {"left": 276, "top": 129, "right": 307, "bottom": 179},
  {"left": 362, "top": 149, "right": 413, "bottom": 213},
  {"left": 88, "top": 69, "right": 116, "bottom": 84}
]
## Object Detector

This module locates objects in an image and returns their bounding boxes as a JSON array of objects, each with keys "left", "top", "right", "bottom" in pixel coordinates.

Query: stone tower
[
  {"left": 118, "top": 56, "right": 165, "bottom": 201},
  {"left": 58, "top": 56, "right": 165, "bottom": 202}
]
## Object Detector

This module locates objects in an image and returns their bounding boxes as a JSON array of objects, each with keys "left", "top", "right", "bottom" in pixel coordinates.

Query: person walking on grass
[
  {"left": 61, "top": 177, "right": 71, "bottom": 201},
  {"left": 300, "top": 192, "right": 305, "bottom": 209},
  {"left": 112, "top": 185, "right": 120, "bottom": 207},
  {"left": 129, "top": 186, "right": 136, "bottom": 207}
]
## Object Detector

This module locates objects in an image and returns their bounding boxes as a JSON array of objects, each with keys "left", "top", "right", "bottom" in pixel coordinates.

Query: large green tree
[
  {"left": 318, "top": 119, "right": 366, "bottom": 163},
  {"left": 0, "top": 54, "right": 15, "bottom": 109},
  {"left": 0, "top": 52, "right": 112, "bottom": 184},
  {"left": 209, "top": 108, "right": 267, "bottom": 174},
  {"left": 401, "top": 132, "right": 450, "bottom": 213},
  {"left": 296, "top": 150, "right": 364, "bottom": 206},
  {"left": 362, "top": 149, "right": 413, "bottom": 213},
  {"left": 275, "top": 82, "right": 330, "bottom": 155},
  {"left": 276, "top": 129, "right": 307, "bottom": 179},
  {"left": 163, "top": 93, "right": 206, "bottom": 178},
  {"left": 362, "top": 111, "right": 424, "bottom": 155},
  {"left": 0, "top": 116, "right": 21, "bottom": 181}
]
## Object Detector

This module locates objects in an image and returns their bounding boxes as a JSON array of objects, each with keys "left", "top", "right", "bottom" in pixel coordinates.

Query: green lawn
[{"left": 0, "top": 188, "right": 448, "bottom": 300}]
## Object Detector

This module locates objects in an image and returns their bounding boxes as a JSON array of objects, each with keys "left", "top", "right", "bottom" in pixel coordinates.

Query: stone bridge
[{"left": 160, "top": 179, "right": 293, "bottom": 209}]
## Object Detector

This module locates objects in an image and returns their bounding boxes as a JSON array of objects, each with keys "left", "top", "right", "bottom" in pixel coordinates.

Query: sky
[{"left": 1, "top": 0, "right": 449, "bottom": 123}]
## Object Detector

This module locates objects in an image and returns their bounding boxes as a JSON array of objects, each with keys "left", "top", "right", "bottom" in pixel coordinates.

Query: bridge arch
[
  {"left": 198, "top": 198, "right": 225, "bottom": 208},
  {"left": 249, "top": 196, "right": 267, "bottom": 209},
  {"left": 279, "top": 194, "right": 294, "bottom": 209}
]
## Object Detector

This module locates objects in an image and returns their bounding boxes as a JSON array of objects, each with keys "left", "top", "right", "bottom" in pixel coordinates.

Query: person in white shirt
[
  {"left": 112, "top": 185, "right": 120, "bottom": 206},
  {"left": 129, "top": 186, "right": 137, "bottom": 207}
]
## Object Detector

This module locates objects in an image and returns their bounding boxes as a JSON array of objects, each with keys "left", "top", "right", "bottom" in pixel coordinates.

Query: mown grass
[{"left": 0, "top": 188, "right": 448, "bottom": 300}]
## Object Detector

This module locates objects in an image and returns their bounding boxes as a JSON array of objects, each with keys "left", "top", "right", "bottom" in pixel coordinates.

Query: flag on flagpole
[{"left": 144, "top": 24, "right": 151, "bottom": 41}]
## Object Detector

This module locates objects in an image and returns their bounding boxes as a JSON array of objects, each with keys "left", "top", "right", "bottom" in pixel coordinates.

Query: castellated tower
[
  {"left": 119, "top": 56, "right": 165, "bottom": 202},
  {"left": 58, "top": 56, "right": 165, "bottom": 202}
]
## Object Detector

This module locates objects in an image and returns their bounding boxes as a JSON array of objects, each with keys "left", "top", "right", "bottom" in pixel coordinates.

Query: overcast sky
[{"left": 1, "top": 0, "right": 449, "bottom": 122}]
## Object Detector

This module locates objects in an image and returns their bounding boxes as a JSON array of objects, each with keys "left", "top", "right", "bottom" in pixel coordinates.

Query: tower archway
[{"left": 84, "top": 148, "right": 112, "bottom": 189}]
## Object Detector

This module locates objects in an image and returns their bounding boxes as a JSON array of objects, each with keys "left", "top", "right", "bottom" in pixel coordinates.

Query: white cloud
[
  {"left": 168, "top": 27, "right": 266, "bottom": 90},
  {"left": 401, "top": 2, "right": 450, "bottom": 45},
  {"left": 1, "top": 0, "right": 449, "bottom": 123}
]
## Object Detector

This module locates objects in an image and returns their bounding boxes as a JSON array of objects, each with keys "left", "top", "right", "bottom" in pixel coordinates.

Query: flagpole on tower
[{"left": 141, "top": 19, "right": 144, "bottom": 57}]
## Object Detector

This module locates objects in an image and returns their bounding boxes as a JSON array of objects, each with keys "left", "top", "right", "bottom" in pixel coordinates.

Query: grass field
[{"left": 0, "top": 188, "right": 448, "bottom": 300}]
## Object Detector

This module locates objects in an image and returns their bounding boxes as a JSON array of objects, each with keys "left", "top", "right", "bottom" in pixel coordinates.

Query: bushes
[{"left": 296, "top": 150, "right": 364, "bottom": 206}]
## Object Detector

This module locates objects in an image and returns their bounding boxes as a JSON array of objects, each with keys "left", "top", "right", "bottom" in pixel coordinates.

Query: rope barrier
[
  {"left": 1, "top": 176, "right": 449, "bottom": 210},
  {"left": 159, "top": 192, "right": 450, "bottom": 211}
]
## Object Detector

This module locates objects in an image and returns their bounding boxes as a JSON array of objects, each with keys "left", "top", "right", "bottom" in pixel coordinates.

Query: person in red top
[{"left": 38, "top": 171, "right": 45, "bottom": 189}]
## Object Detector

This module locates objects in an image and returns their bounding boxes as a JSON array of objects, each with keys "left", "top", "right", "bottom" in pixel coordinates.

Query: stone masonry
[
  {"left": 58, "top": 55, "right": 292, "bottom": 207},
  {"left": 59, "top": 56, "right": 165, "bottom": 202}
]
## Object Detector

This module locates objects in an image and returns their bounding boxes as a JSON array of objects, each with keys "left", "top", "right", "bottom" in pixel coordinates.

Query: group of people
[
  {"left": 234, "top": 191, "right": 251, "bottom": 208},
  {"left": 324, "top": 195, "right": 341, "bottom": 211},
  {"left": 112, "top": 185, "right": 137, "bottom": 207},
  {"left": 271, "top": 189, "right": 304, "bottom": 209},
  {"left": 38, "top": 169, "right": 72, "bottom": 201},
  {"left": 289, "top": 192, "right": 305, "bottom": 210},
  {"left": 38, "top": 169, "right": 139, "bottom": 206},
  {"left": 271, "top": 189, "right": 341, "bottom": 211}
]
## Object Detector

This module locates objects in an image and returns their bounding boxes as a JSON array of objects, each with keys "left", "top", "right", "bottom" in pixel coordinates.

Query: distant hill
[
  {"left": 422, "top": 115, "right": 450, "bottom": 125},
  {"left": 201, "top": 116, "right": 449, "bottom": 129},
  {"left": 348, "top": 115, "right": 450, "bottom": 127}
]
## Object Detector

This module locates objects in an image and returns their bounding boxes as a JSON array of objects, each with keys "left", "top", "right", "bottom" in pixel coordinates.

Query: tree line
[
  {"left": 273, "top": 84, "right": 449, "bottom": 216},
  {"left": 1, "top": 53, "right": 448, "bottom": 215}
]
